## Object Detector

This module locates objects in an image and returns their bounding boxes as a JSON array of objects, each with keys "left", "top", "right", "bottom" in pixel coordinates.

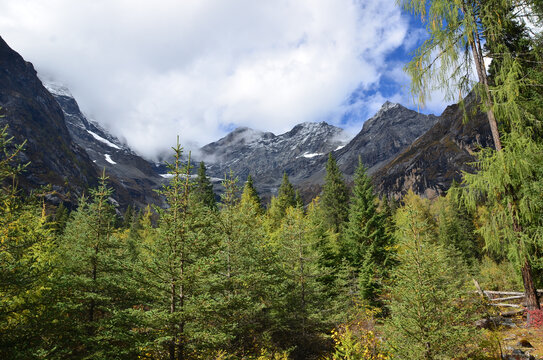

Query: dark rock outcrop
[
  {"left": 200, "top": 121, "right": 351, "bottom": 197},
  {"left": 46, "top": 84, "right": 164, "bottom": 208},
  {"left": 373, "top": 94, "right": 494, "bottom": 199},
  {"left": 334, "top": 101, "right": 440, "bottom": 176},
  {"left": 0, "top": 36, "right": 97, "bottom": 203},
  {"left": 201, "top": 102, "right": 441, "bottom": 202}
]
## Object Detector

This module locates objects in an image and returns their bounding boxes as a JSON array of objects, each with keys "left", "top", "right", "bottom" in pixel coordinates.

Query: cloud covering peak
[{"left": 0, "top": 0, "right": 422, "bottom": 160}]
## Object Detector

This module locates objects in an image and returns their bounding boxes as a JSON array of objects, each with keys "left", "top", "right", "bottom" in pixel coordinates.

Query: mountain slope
[
  {"left": 0, "top": 36, "right": 97, "bottom": 203},
  {"left": 373, "top": 94, "right": 494, "bottom": 199},
  {"left": 200, "top": 121, "right": 350, "bottom": 195},
  {"left": 45, "top": 83, "right": 165, "bottom": 207},
  {"left": 334, "top": 102, "right": 440, "bottom": 176},
  {"left": 290, "top": 102, "right": 440, "bottom": 201},
  {"left": 199, "top": 102, "right": 440, "bottom": 202}
]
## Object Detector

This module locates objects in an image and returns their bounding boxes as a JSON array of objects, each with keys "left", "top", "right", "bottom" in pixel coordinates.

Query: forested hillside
[{"left": 2, "top": 0, "right": 543, "bottom": 359}]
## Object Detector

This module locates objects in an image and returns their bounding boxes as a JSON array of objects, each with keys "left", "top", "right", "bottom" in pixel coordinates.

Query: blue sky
[{"left": 0, "top": 0, "right": 449, "bottom": 160}]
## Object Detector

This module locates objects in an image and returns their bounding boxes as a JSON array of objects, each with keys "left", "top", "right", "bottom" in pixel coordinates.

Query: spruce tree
[
  {"left": 437, "top": 183, "right": 480, "bottom": 266},
  {"left": 193, "top": 161, "right": 217, "bottom": 210},
  {"left": 384, "top": 190, "right": 476, "bottom": 360},
  {"left": 294, "top": 190, "right": 303, "bottom": 208},
  {"left": 51, "top": 172, "right": 147, "bottom": 359},
  {"left": 241, "top": 174, "right": 263, "bottom": 213},
  {"left": 277, "top": 172, "right": 296, "bottom": 207},
  {"left": 52, "top": 201, "right": 70, "bottom": 234},
  {"left": 205, "top": 173, "right": 278, "bottom": 355},
  {"left": 306, "top": 197, "right": 339, "bottom": 285},
  {"left": 137, "top": 142, "right": 218, "bottom": 358},
  {"left": 266, "top": 173, "right": 297, "bottom": 230},
  {"left": 143, "top": 141, "right": 194, "bottom": 359},
  {"left": 272, "top": 206, "right": 329, "bottom": 358},
  {"left": 342, "top": 158, "right": 390, "bottom": 305},
  {"left": 320, "top": 153, "right": 349, "bottom": 233}
]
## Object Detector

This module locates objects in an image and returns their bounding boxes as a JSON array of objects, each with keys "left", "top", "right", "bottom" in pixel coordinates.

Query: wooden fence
[{"left": 473, "top": 279, "right": 543, "bottom": 309}]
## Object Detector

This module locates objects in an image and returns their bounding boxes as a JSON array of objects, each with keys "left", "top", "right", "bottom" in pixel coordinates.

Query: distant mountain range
[{"left": 0, "top": 36, "right": 493, "bottom": 208}]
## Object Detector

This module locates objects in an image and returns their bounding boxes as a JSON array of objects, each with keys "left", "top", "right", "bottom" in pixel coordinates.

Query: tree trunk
[
  {"left": 521, "top": 259, "right": 541, "bottom": 311},
  {"left": 178, "top": 279, "right": 184, "bottom": 360},
  {"left": 468, "top": 31, "right": 503, "bottom": 152},
  {"left": 511, "top": 207, "right": 541, "bottom": 312},
  {"left": 170, "top": 280, "right": 176, "bottom": 360}
]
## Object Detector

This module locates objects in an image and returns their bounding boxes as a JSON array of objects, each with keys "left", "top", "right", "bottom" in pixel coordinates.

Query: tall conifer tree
[
  {"left": 266, "top": 173, "right": 297, "bottom": 230},
  {"left": 320, "top": 154, "right": 348, "bottom": 233},
  {"left": 241, "top": 174, "right": 263, "bottom": 213},
  {"left": 385, "top": 191, "right": 476, "bottom": 360},
  {"left": 138, "top": 142, "right": 217, "bottom": 359},
  {"left": 193, "top": 161, "right": 217, "bottom": 210},
  {"left": 342, "top": 158, "right": 390, "bottom": 304},
  {"left": 52, "top": 172, "right": 147, "bottom": 359},
  {"left": 273, "top": 206, "right": 329, "bottom": 358}
]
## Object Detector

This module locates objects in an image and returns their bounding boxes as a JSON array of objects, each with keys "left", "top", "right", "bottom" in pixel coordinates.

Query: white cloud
[{"left": 0, "top": 0, "right": 412, "bottom": 160}]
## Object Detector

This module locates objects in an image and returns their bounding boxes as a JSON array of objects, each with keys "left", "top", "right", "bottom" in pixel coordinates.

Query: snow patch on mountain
[
  {"left": 43, "top": 82, "right": 72, "bottom": 98},
  {"left": 104, "top": 154, "right": 117, "bottom": 164},
  {"left": 300, "top": 152, "right": 323, "bottom": 158},
  {"left": 87, "top": 130, "right": 122, "bottom": 150}
]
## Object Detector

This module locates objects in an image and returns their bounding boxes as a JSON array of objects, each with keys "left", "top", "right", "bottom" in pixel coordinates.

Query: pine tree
[
  {"left": 266, "top": 173, "right": 297, "bottom": 230},
  {"left": 342, "top": 158, "right": 390, "bottom": 305},
  {"left": 137, "top": 141, "right": 219, "bottom": 358},
  {"left": 242, "top": 174, "right": 263, "bottom": 213},
  {"left": 50, "top": 172, "right": 147, "bottom": 359},
  {"left": 437, "top": 183, "right": 480, "bottom": 266},
  {"left": 143, "top": 141, "right": 194, "bottom": 359},
  {"left": 204, "top": 173, "right": 278, "bottom": 355},
  {"left": 0, "top": 126, "right": 56, "bottom": 358},
  {"left": 272, "top": 206, "right": 329, "bottom": 359},
  {"left": 305, "top": 197, "right": 339, "bottom": 285},
  {"left": 320, "top": 154, "right": 349, "bottom": 233},
  {"left": 193, "top": 161, "right": 217, "bottom": 210},
  {"left": 294, "top": 190, "right": 303, "bottom": 208},
  {"left": 277, "top": 172, "right": 296, "bottom": 207},
  {"left": 384, "top": 190, "right": 476, "bottom": 360},
  {"left": 52, "top": 201, "right": 70, "bottom": 234}
]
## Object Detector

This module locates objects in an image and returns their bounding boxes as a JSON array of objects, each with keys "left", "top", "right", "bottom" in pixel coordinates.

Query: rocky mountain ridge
[
  {"left": 373, "top": 93, "right": 494, "bottom": 199},
  {"left": 0, "top": 35, "right": 492, "bottom": 207},
  {"left": 199, "top": 101, "right": 441, "bottom": 201},
  {"left": 199, "top": 121, "right": 351, "bottom": 196},
  {"left": 0, "top": 36, "right": 97, "bottom": 204},
  {"left": 45, "top": 83, "right": 165, "bottom": 207}
]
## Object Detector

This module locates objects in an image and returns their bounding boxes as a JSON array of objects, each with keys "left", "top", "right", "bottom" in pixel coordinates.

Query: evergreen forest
[{"left": 2, "top": 0, "right": 543, "bottom": 359}]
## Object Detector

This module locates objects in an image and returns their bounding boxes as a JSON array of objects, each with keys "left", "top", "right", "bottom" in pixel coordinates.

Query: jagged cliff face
[
  {"left": 0, "top": 36, "right": 164, "bottom": 208},
  {"left": 0, "top": 35, "right": 491, "bottom": 207},
  {"left": 46, "top": 84, "right": 165, "bottom": 207},
  {"left": 334, "top": 102, "right": 440, "bottom": 176},
  {"left": 0, "top": 36, "right": 97, "bottom": 203},
  {"left": 200, "top": 102, "right": 441, "bottom": 201},
  {"left": 291, "top": 102, "right": 440, "bottom": 201},
  {"left": 373, "top": 94, "right": 494, "bottom": 199},
  {"left": 200, "top": 122, "right": 351, "bottom": 195}
]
